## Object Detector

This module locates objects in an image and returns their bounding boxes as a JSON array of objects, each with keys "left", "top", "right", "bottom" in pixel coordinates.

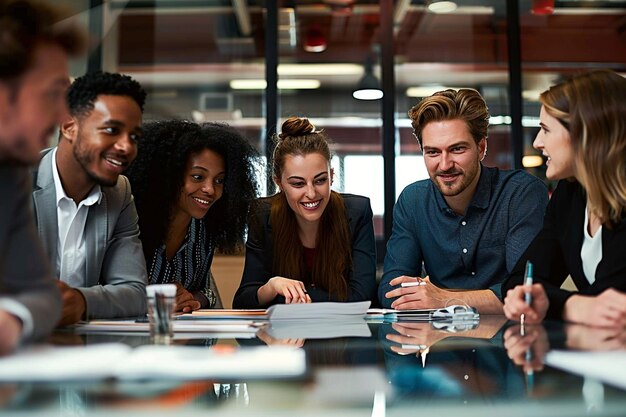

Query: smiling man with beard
[
  {"left": 379, "top": 89, "right": 548, "bottom": 314},
  {"left": 31, "top": 71, "right": 148, "bottom": 326}
]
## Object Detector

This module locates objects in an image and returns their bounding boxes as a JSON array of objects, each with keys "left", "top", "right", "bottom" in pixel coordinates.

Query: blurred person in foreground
[{"left": 0, "top": 0, "right": 83, "bottom": 353}]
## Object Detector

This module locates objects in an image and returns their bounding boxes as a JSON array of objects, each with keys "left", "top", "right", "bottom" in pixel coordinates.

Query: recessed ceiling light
[
  {"left": 229, "top": 79, "right": 321, "bottom": 90},
  {"left": 428, "top": 1, "right": 458, "bottom": 14},
  {"left": 406, "top": 85, "right": 457, "bottom": 97}
]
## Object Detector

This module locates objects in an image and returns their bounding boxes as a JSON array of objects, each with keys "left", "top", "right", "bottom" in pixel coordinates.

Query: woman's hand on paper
[
  {"left": 385, "top": 276, "right": 449, "bottom": 310},
  {"left": 563, "top": 289, "right": 626, "bottom": 328},
  {"left": 266, "top": 277, "right": 311, "bottom": 304},
  {"left": 503, "top": 283, "right": 549, "bottom": 324},
  {"left": 173, "top": 282, "right": 201, "bottom": 313}
]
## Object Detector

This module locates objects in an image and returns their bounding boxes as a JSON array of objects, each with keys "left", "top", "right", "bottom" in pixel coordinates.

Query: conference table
[{"left": 0, "top": 315, "right": 625, "bottom": 417}]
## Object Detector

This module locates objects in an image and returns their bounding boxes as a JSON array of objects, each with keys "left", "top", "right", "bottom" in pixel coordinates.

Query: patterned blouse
[{"left": 148, "top": 218, "right": 218, "bottom": 308}]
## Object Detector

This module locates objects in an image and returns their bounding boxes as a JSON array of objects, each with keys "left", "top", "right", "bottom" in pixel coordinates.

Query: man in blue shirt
[{"left": 380, "top": 89, "right": 548, "bottom": 313}]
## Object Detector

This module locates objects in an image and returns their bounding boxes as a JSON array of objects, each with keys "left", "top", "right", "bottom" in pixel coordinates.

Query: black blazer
[
  {"left": 502, "top": 180, "right": 626, "bottom": 319},
  {"left": 233, "top": 193, "right": 377, "bottom": 308}
]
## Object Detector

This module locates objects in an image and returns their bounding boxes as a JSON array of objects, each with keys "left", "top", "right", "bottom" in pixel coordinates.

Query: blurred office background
[{"left": 53, "top": 0, "right": 626, "bottom": 287}]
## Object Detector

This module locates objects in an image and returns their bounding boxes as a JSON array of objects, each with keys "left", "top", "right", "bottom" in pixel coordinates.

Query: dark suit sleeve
[
  {"left": 502, "top": 181, "right": 574, "bottom": 319},
  {"left": 0, "top": 167, "right": 61, "bottom": 341},
  {"left": 233, "top": 205, "right": 273, "bottom": 308},
  {"left": 306, "top": 196, "right": 377, "bottom": 303}
]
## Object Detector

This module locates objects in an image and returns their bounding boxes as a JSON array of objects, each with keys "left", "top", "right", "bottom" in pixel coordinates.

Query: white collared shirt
[
  {"left": 581, "top": 204, "right": 603, "bottom": 285},
  {"left": 51, "top": 148, "right": 102, "bottom": 287}
]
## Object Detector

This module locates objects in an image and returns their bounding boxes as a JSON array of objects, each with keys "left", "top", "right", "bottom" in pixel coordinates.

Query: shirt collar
[
  {"left": 432, "top": 164, "right": 492, "bottom": 213},
  {"left": 51, "top": 147, "right": 102, "bottom": 208}
]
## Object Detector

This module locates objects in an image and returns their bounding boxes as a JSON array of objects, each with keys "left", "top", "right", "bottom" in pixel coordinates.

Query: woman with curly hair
[
  {"left": 233, "top": 117, "right": 377, "bottom": 308},
  {"left": 126, "top": 120, "right": 258, "bottom": 312}
]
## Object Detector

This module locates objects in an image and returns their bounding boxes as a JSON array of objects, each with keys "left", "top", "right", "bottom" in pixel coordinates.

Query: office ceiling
[{"left": 108, "top": 0, "right": 626, "bottom": 91}]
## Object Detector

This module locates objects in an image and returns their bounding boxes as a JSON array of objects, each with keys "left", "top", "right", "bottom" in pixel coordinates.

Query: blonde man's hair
[{"left": 408, "top": 88, "right": 490, "bottom": 148}]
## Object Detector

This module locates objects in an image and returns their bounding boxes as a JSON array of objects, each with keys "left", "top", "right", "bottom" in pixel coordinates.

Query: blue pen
[
  {"left": 523, "top": 261, "right": 534, "bottom": 305},
  {"left": 522, "top": 261, "right": 534, "bottom": 391}
]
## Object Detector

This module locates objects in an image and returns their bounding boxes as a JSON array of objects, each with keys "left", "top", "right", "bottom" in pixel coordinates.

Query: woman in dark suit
[
  {"left": 502, "top": 70, "right": 626, "bottom": 328},
  {"left": 233, "top": 117, "right": 377, "bottom": 308}
]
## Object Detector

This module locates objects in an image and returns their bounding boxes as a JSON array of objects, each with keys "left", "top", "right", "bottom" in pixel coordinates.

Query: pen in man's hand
[{"left": 401, "top": 281, "right": 426, "bottom": 288}]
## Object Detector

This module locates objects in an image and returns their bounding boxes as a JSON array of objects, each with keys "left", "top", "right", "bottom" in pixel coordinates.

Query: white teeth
[
  {"left": 106, "top": 158, "right": 122, "bottom": 166},
  {"left": 193, "top": 197, "right": 210, "bottom": 205},
  {"left": 302, "top": 201, "right": 320, "bottom": 208}
]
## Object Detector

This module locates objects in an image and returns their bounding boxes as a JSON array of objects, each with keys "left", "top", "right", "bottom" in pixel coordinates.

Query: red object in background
[
  {"left": 304, "top": 25, "right": 327, "bottom": 53},
  {"left": 532, "top": 0, "right": 555, "bottom": 15}
]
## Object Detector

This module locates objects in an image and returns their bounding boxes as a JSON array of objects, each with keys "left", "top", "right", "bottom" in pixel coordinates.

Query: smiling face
[
  {"left": 534, "top": 106, "right": 575, "bottom": 180},
  {"left": 277, "top": 153, "right": 333, "bottom": 227},
  {"left": 421, "top": 119, "right": 485, "bottom": 202},
  {"left": 176, "top": 148, "right": 225, "bottom": 221},
  {"left": 65, "top": 94, "right": 142, "bottom": 187},
  {"left": 0, "top": 43, "right": 69, "bottom": 163}
]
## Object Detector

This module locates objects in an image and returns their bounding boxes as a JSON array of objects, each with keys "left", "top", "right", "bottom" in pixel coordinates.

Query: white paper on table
[
  {"left": 545, "top": 350, "right": 626, "bottom": 390},
  {"left": 0, "top": 343, "right": 306, "bottom": 381},
  {"left": 72, "top": 320, "right": 264, "bottom": 333},
  {"left": 266, "top": 301, "right": 371, "bottom": 320}
]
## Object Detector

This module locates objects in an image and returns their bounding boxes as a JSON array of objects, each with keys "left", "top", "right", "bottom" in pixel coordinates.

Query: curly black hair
[
  {"left": 125, "top": 119, "right": 259, "bottom": 260},
  {"left": 66, "top": 71, "right": 146, "bottom": 117}
]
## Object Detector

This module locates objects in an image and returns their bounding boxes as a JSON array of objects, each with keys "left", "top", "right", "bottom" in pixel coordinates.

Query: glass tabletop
[{"left": 0, "top": 316, "right": 624, "bottom": 416}]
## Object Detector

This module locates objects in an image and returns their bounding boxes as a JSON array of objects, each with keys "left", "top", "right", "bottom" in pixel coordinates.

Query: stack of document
[
  {"left": 264, "top": 301, "right": 372, "bottom": 339},
  {"left": 266, "top": 301, "right": 371, "bottom": 320},
  {"left": 0, "top": 343, "right": 306, "bottom": 381}
]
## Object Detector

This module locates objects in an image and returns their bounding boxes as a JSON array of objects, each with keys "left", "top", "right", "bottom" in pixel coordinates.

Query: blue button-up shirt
[{"left": 379, "top": 166, "right": 548, "bottom": 308}]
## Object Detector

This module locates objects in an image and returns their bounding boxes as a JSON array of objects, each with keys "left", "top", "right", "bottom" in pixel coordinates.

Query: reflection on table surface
[{"left": 1, "top": 317, "right": 626, "bottom": 417}]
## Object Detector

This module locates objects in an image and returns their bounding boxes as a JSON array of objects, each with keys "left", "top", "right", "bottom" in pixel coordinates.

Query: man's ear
[
  {"left": 479, "top": 138, "right": 488, "bottom": 161},
  {"left": 60, "top": 118, "right": 77, "bottom": 143}
]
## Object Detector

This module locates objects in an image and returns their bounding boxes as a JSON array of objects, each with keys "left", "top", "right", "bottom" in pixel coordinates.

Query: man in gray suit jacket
[
  {"left": 0, "top": 0, "right": 84, "bottom": 353},
  {"left": 32, "top": 71, "right": 148, "bottom": 326}
]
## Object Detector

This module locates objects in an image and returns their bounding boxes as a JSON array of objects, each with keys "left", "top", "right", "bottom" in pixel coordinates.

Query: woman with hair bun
[
  {"left": 233, "top": 117, "right": 377, "bottom": 308},
  {"left": 502, "top": 70, "right": 626, "bottom": 328}
]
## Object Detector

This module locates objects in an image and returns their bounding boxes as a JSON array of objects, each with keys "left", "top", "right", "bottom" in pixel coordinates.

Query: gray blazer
[
  {"left": 32, "top": 149, "right": 147, "bottom": 318},
  {"left": 0, "top": 164, "right": 61, "bottom": 341}
]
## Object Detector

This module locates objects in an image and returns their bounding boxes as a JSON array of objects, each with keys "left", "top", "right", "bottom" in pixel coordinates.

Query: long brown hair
[
  {"left": 270, "top": 117, "right": 352, "bottom": 300},
  {"left": 540, "top": 70, "right": 626, "bottom": 226}
]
